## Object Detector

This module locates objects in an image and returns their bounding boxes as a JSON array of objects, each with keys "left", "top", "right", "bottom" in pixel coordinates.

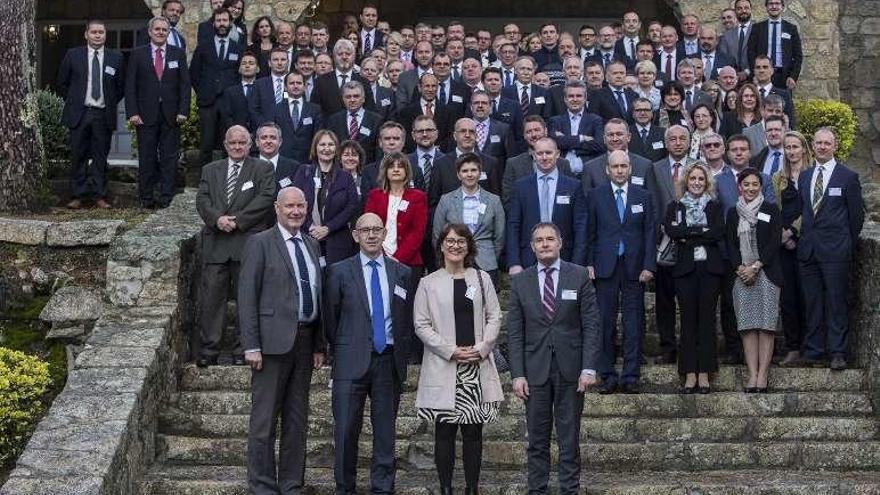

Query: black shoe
[
  {"left": 440, "top": 486, "right": 453, "bottom": 495},
  {"left": 830, "top": 357, "right": 847, "bottom": 371},
  {"left": 680, "top": 386, "right": 696, "bottom": 394},
  {"left": 598, "top": 382, "right": 618, "bottom": 394},
  {"left": 655, "top": 352, "right": 677, "bottom": 365},
  {"left": 620, "top": 382, "right": 640, "bottom": 394},
  {"left": 720, "top": 353, "right": 744, "bottom": 365},
  {"left": 232, "top": 355, "right": 246, "bottom": 366},
  {"left": 744, "top": 387, "right": 758, "bottom": 394},
  {"left": 196, "top": 355, "right": 217, "bottom": 368},
  {"left": 756, "top": 387, "right": 769, "bottom": 393},
  {"left": 464, "top": 486, "right": 478, "bottom": 495},
  {"left": 698, "top": 386, "right": 711, "bottom": 394}
]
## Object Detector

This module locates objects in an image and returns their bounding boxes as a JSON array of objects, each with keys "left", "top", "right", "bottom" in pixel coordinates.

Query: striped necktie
[
  {"left": 226, "top": 163, "right": 240, "bottom": 202},
  {"left": 542, "top": 266, "right": 557, "bottom": 320}
]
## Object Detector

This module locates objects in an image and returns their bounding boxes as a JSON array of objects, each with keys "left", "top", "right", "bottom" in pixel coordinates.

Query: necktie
[
  {"left": 368, "top": 260, "right": 386, "bottom": 353},
  {"left": 422, "top": 153, "right": 433, "bottom": 189},
  {"left": 738, "top": 25, "right": 747, "bottom": 60},
  {"left": 226, "top": 163, "right": 240, "bottom": 202},
  {"left": 452, "top": 65, "right": 460, "bottom": 81},
  {"left": 540, "top": 174, "right": 552, "bottom": 222},
  {"left": 760, "top": 87, "right": 767, "bottom": 99},
  {"left": 154, "top": 47, "right": 164, "bottom": 80},
  {"left": 629, "top": 39, "right": 636, "bottom": 59},
  {"left": 615, "top": 188, "right": 625, "bottom": 255},
  {"left": 364, "top": 32, "right": 372, "bottom": 53},
  {"left": 291, "top": 238, "right": 314, "bottom": 319},
  {"left": 812, "top": 165, "right": 824, "bottom": 213},
  {"left": 290, "top": 99, "right": 300, "bottom": 130},
  {"left": 770, "top": 150, "right": 781, "bottom": 175},
  {"left": 244, "top": 83, "right": 252, "bottom": 99},
  {"left": 640, "top": 127, "right": 648, "bottom": 141},
  {"left": 491, "top": 99, "right": 498, "bottom": 115},
  {"left": 520, "top": 85, "right": 529, "bottom": 114},
  {"left": 91, "top": 50, "right": 102, "bottom": 101},
  {"left": 439, "top": 81, "right": 447, "bottom": 104},
  {"left": 615, "top": 90, "right": 627, "bottom": 114},
  {"left": 542, "top": 266, "right": 557, "bottom": 320},
  {"left": 665, "top": 53, "right": 673, "bottom": 81},
  {"left": 339, "top": 73, "right": 348, "bottom": 87},
  {"left": 604, "top": 52, "right": 611, "bottom": 67},
  {"left": 274, "top": 77, "right": 283, "bottom": 103},
  {"left": 305, "top": 79, "right": 313, "bottom": 101},
  {"left": 349, "top": 112, "right": 359, "bottom": 140},
  {"left": 218, "top": 38, "right": 226, "bottom": 60},
  {"left": 685, "top": 90, "right": 693, "bottom": 110},
  {"left": 704, "top": 54, "right": 713, "bottom": 77},
  {"left": 477, "top": 121, "right": 488, "bottom": 149},
  {"left": 424, "top": 101, "right": 434, "bottom": 118},
  {"left": 770, "top": 21, "right": 779, "bottom": 67},
  {"left": 504, "top": 69, "right": 513, "bottom": 87},
  {"left": 170, "top": 27, "right": 181, "bottom": 47},
  {"left": 672, "top": 162, "right": 682, "bottom": 198}
]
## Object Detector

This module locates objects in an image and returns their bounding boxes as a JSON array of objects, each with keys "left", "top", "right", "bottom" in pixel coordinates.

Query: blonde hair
[{"left": 680, "top": 161, "right": 716, "bottom": 199}]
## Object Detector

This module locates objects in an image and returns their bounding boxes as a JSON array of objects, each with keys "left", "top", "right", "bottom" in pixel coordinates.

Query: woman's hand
[
  {"left": 452, "top": 347, "right": 481, "bottom": 363},
  {"left": 309, "top": 225, "right": 330, "bottom": 240}
]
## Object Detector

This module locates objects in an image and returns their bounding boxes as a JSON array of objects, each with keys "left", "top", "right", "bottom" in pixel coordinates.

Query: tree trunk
[{"left": 0, "top": 0, "right": 43, "bottom": 212}]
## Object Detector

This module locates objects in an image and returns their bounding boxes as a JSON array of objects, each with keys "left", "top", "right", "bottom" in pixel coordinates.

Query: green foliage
[
  {"left": 35, "top": 90, "right": 70, "bottom": 165},
  {"left": 180, "top": 93, "right": 200, "bottom": 152},
  {"left": 0, "top": 347, "right": 52, "bottom": 467},
  {"left": 794, "top": 99, "right": 858, "bottom": 160}
]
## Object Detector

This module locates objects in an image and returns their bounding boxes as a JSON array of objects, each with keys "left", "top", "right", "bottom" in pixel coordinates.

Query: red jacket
[{"left": 364, "top": 188, "right": 428, "bottom": 267}]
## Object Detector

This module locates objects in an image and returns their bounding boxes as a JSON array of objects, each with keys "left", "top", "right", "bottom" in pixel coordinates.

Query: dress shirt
[
  {"left": 636, "top": 124, "right": 652, "bottom": 140},
  {"left": 214, "top": 35, "right": 229, "bottom": 59},
  {"left": 810, "top": 158, "right": 837, "bottom": 199},
  {"left": 85, "top": 47, "right": 105, "bottom": 108},
  {"left": 613, "top": 182, "right": 629, "bottom": 211},
  {"left": 401, "top": 50, "right": 413, "bottom": 63},
  {"left": 348, "top": 107, "right": 365, "bottom": 127},
  {"left": 277, "top": 223, "right": 319, "bottom": 323},
  {"left": 515, "top": 81, "right": 531, "bottom": 101},
  {"left": 438, "top": 77, "right": 451, "bottom": 104},
  {"left": 661, "top": 50, "right": 677, "bottom": 79},
  {"left": 757, "top": 82, "right": 774, "bottom": 99},
  {"left": 566, "top": 111, "right": 585, "bottom": 174},
  {"left": 767, "top": 19, "right": 783, "bottom": 67},
  {"left": 227, "top": 158, "right": 243, "bottom": 180},
  {"left": 260, "top": 154, "right": 280, "bottom": 171},
  {"left": 359, "top": 251, "right": 393, "bottom": 345},
  {"left": 762, "top": 147, "right": 784, "bottom": 177},
  {"left": 361, "top": 28, "right": 377, "bottom": 52},
  {"left": 623, "top": 37, "right": 639, "bottom": 58},
  {"left": 702, "top": 51, "right": 716, "bottom": 75},
  {"left": 168, "top": 24, "right": 183, "bottom": 48},
  {"left": 421, "top": 98, "right": 437, "bottom": 115},
  {"left": 502, "top": 67, "right": 515, "bottom": 86},
  {"left": 287, "top": 96, "right": 304, "bottom": 121},
  {"left": 684, "top": 38, "right": 698, "bottom": 55},
  {"left": 335, "top": 69, "right": 354, "bottom": 87},
  {"left": 535, "top": 167, "right": 559, "bottom": 219},
  {"left": 417, "top": 146, "right": 438, "bottom": 172},
  {"left": 461, "top": 187, "right": 482, "bottom": 230},
  {"left": 609, "top": 85, "right": 629, "bottom": 113}
]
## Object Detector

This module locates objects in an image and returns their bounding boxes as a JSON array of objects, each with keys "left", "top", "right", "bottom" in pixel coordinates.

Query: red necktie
[{"left": 154, "top": 47, "right": 164, "bottom": 80}]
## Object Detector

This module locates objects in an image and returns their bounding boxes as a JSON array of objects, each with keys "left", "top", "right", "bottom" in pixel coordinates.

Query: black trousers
[
  {"left": 779, "top": 247, "right": 805, "bottom": 352},
  {"left": 405, "top": 266, "right": 424, "bottom": 363},
  {"left": 674, "top": 262, "right": 721, "bottom": 374},
  {"left": 135, "top": 118, "right": 179, "bottom": 206},
  {"left": 198, "top": 103, "right": 224, "bottom": 168},
  {"left": 435, "top": 422, "right": 483, "bottom": 489},
  {"left": 655, "top": 264, "right": 678, "bottom": 355},
  {"left": 68, "top": 108, "right": 111, "bottom": 200},
  {"left": 719, "top": 265, "right": 741, "bottom": 356},
  {"left": 198, "top": 261, "right": 241, "bottom": 357}
]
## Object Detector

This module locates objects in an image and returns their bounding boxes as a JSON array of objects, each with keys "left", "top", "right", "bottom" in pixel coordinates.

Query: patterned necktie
[
  {"left": 704, "top": 54, "right": 713, "bottom": 77},
  {"left": 439, "top": 81, "right": 447, "bottom": 104},
  {"left": 364, "top": 32, "right": 372, "bottom": 53},
  {"left": 290, "top": 99, "right": 300, "bottom": 130},
  {"left": 520, "top": 85, "right": 529, "bottom": 114},
  {"left": 760, "top": 87, "right": 767, "bottom": 99},
  {"left": 274, "top": 77, "right": 283, "bottom": 103},
  {"left": 339, "top": 73, "right": 348, "bottom": 87},
  {"left": 615, "top": 90, "right": 627, "bottom": 114},
  {"left": 812, "top": 165, "right": 824, "bottom": 213},
  {"left": 291, "top": 238, "right": 314, "bottom": 319},
  {"left": 640, "top": 127, "right": 648, "bottom": 142},
  {"left": 154, "top": 47, "right": 164, "bottom": 80},
  {"left": 504, "top": 69, "right": 512, "bottom": 87},
  {"left": 542, "top": 266, "right": 557, "bottom": 320},
  {"left": 348, "top": 112, "right": 359, "bottom": 140},
  {"left": 368, "top": 260, "right": 386, "bottom": 353},
  {"left": 672, "top": 162, "right": 682, "bottom": 198},
  {"left": 665, "top": 53, "right": 673, "bottom": 80},
  {"left": 477, "top": 121, "right": 488, "bottom": 149},
  {"left": 422, "top": 153, "right": 433, "bottom": 189},
  {"left": 424, "top": 101, "right": 434, "bottom": 118},
  {"left": 91, "top": 50, "right": 102, "bottom": 101},
  {"left": 226, "top": 163, "right": 240, "bottom": 202},
  {"left": 615, "top": 188, "right": 625, "bottom": 255},
  {"left": 604, "top": 52, "right": 611, "bottom": 67},
  {"left": 770, "top": 151, "right": 781, "bottom": 175}
]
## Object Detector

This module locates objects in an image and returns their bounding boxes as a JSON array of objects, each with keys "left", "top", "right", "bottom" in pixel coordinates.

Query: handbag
[
  {"left": 475, "top": 268, "right": 510, "bottom": 374},
  {"left": 656, "top": 233, "right": 678, "bottom": 267}
]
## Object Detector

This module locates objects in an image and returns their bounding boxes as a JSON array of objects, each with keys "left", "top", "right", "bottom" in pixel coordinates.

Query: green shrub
[
  {"left": 794, "top": 99, "right": 858, "bottom": 160},
  {"left": 0, "top": 347, "right": 52, "bottom": 467}
]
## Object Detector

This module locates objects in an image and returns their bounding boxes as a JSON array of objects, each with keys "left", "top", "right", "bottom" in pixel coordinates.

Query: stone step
[
  {"left": 158, "top": 408, "right": 879, "bottom": 443},
  {"left": 155, "top": 435, "right": 880, "bottom": 471},
  {"left": 172, "top": 390, "right": 874, "bottom": 418},
  {"left": 139, "top": 464, "right": 880, "bottom": 495},
  {"left": 179, "top": 363, "right": 866, "bottom": 393}
]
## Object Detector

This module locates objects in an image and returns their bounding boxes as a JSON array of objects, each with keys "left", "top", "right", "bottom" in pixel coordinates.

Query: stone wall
[
  {"left": 853, "top": 222, "right": 880, "bottom": 405},
  {"left": 0, "top": 191, "right": 201, "bottom": 495}
]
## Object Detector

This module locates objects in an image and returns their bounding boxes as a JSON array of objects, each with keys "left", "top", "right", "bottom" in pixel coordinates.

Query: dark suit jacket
[
  {"left": 137, "top": 26, "right": 187, "bottom": 51},
  {"left": 501, "top": 84, "right": 552, "bottom": 119},
  {"left": 313, "top": 71, "right": 370, "bottom": 117},
  {"left": 397, "top": 100, "right": 453, "bottom": 152},
  {"left": 502, "top": 153, "right": 572, "bottom": 209},
  {"left": 700, "top": 50, "right": 736, "bottom": 80},
  {"left": 218, "top": 82, "right": 255, "bottom": 131},
  {"left": 272, "top": 155, "right": 301, "bottom": 191},
  {"left": 365, "top": 84, "right": 397, "bottom": 122},
  {"left": 795, "top": 163, "right": 864, "bottom": 263},
  {"left": 249, "top": 75, "right": 285, "bottom": 126},
  {"left": 747, "top": 19, "right": 803, "bottom": 85},
  {"left": 587, "top": 183, "right": 656, "bottom": 279},
  {"left": 196, "top": 157, "right": 276, "bottom": 263},
  {"left": 273, "top": 98, "right": 323, "bottom": 163},
  {"left": 189, "top": 37, "right": 244, "bottom": 107},
  {"left": 197, "top": 19, "right": 215, "bottom": 43},
  {"left": 663, "top": 199, "right": 726, "bottom": 277},
  {"left": 506, "top": 173, "right": 588, "bottom": 267},
  {"left": 653, "top": 47, "right": 688, "bottom": 81},
  {"left": 238, "top": 226, "right": 325, "bottom": 355},
  {"left": 428, "top": 151, "right": 498, "bottom": 207},
  {"left": 124, "top": 44, "right": 191, "bottom": 125},
  {"left": 359, "top": 28, "right": 385, "bottom": 56},
  {"left": 718, "top": 22, "right": 753, "bottom": 72},
  {"left": 725, "top": 200, "right": 784, "bottom": 287},
  {"left": 628, "top": 124, "right": 668, "bottom": 163},
  {"left": 324, "top": 254, "right": 411, "bottom": 382},
  {"left": 507, "top": 261, "right": 601, "bottom": 384},
  {"left": 548, "top": 112, "right": 606, "bottom": 161},
  {"left": 587, "top": 87, "right": 639, "bottom": 123},
  {"left": 58, "top": 46, "right": 125, "bottom": 129},
  {"left": 489, "top": 97, "right": 525, "bottom": 151},
  {"left": 291, "top": 164, "right": 360, "bottom": 264},
  {"left": 581, "top": 152, "right": 654, "bottom": 194},
  {"left": 325, "top": 109, "right": 383, "bottom": 162},
  {"left": 475, "top": 118, "right": 516, "bottom": 170}
]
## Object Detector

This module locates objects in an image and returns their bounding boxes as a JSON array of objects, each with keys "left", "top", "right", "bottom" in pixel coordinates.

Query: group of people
[{"left": 55, "top": 0, "right": 867, "bottom": 493}]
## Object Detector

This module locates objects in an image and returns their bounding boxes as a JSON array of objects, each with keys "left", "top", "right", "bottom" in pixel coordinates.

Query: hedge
[
  {"left": 0, "top": 347, "right": 52, "bottom": 467},
  {"left": 794, "top": 99, "right": 858, "bottom": 160}
]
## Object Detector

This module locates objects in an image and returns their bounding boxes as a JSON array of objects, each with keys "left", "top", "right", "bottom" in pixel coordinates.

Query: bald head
[
  {"left": 353, "top": 212, "right": 386, "bottom": 257},
  {"left": 607, "top": 149, "right": 632, "bottom": 186}
]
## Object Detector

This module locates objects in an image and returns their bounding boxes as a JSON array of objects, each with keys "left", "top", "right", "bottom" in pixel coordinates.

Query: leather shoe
[
  {"left": 232, "top": 355, "right": 246, "bottom": 366},
  {"left": 196, "top": 356, "right": 217, "bottom": 368},
  {"left": 94, "top": 198, "right": 112, "bottom": 209},
  {"left": 65, "top": 199, "right": 82, "bottom": 209},
  {"left": 744, "top": 387, "right": 757, "bottom": 393},
  {"left": 830, "top": 357, "right": 847, "bottom": 371},
  {"left": 698, "top": 386, "right": 711, "bottom": 394},
  {"left": 779, "top": 351, "right": 801, "bottom": 367},
  {"left": 620, "top": 382, "right": 640, "bottom": 394},
  {"left": 680, "top": 386, "right": 696, "bottom": 394},
  {"left": 598, "top": 382, "right": 617, "bottom": 394},
  {"left": 654, "top": 352, "right": 677, "bottom": 365}
]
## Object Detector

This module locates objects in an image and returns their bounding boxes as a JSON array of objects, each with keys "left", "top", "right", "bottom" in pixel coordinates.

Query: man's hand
[
  {"left": 129, "top": 115, "right": 144, "bottom": 126},
  {"left": 508, "top": 265, "right": 524, "bottom": 275},
  {"left": 786, "top": 77, "right": 797, "bottom": 90},
  {"left": 513, "top": 377, "right": 529, "bottom": 400},
  {"left": 586, "top": 266, "right": 595, "bottom": 280},
  {"left": 310, "top": 225, "right": 330, "bottom": 240},
  {"left": 313, "top": 353, "right": 325, "bottom": 369},
  {"left": 577, "top": 372, "right": 597, "bottom": 392},
  {"left": 638, "top": 270, "right": 654, "bottom": 283},
  {"left": 783, "top": 238, "right": 797, "bottom": 250},
  {"left": 176, "top": 114, "right": 188, "bottom": 124},
  {"left": 216, "top": 215, "right": 237, "bottom": 232},
  {"left": 245, "top": 350, "right": 263, "bottom": 371}
]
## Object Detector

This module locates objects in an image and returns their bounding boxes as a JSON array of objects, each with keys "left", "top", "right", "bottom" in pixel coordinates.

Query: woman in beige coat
[{"left": 414, "top": 223, "right": 504, "bottom": 495}]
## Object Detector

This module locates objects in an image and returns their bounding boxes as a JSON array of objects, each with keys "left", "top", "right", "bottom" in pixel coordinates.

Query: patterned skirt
[
  {"left": 733, "top": 270, "right": 781, "bottom": 332},
  {"left": 418, "top": 362, "right": 500, "bottom": 424}
]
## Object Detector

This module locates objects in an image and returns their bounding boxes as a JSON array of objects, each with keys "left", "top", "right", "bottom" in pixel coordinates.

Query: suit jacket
[
  {"left": 663, "top": 199, "right": 726, "bottom": 277},
  {"left": 502, "top": 153, "right": 572, "bottom": 210},
  {"left": 273, "top": 98, "right": 323, "bottom": 163},
  {"left": 653, "top": 47, "right": 688, "bottom": 81},
  {"left": 359, "top": 29, "right": 385, "bottom": 57},
  {"left": 189, "top": 37, "right": 244, "bottom": 107},
  {"left": 587, "top": 87, "right": 639, "bottom": 123},
  {"left": 501, "top": 84, "right": 552, "bottom": 119},
  {"left": 507, "top": 261, "right": 601, "bottom": 384},
  {"left": 747, "top": 19, "right": 803, "bottom": 84},
  {"left": 649, "top": 156, "right": 697, "bottom": 223},
  {"left": 506, "top": 173, "right": 588, "bottom": 267},
  {"left": 58, "top": 46, "right": 125, "bottom": 129},
  {"left": 548, "top": 112, "right": 606, "bottom": 161},
  {"left": 700, "top": 50, "right": 736, "bottom": 80},
  {"left": 432, "top": 188, "right": 505, "bottom": 271},
  {"left": 587, "top": 183, "right": 656, "bottom": 280},
  {"left": 124, "top": 44, "right": 191, "bottom": 125},
  {"left": 324, "top": 254, "right": 411, "bottom": 383},
  {"left": 742, "top": 121, "right": 766, "bottom": 155},
  {"left": 196, "top": 157, "right": 276, "bottom": 264},
  {"left": 796, "top": 162, "right": 864, "bottom": 263},
  {"left": 428, "top": 151, "right": 498, "bottom": 207},
  {"left": 628, "top": 124, "right": 668, "bottom": 163},
  {"left": 363, "top": 188, "right": 429, "bottom": 267},
  {"left": 581, "top": 152, "right": 654, "bottom": 194},
  {"left": 613, "top": 38, "right": 639, "bottom": 71},
  {"left": 291, "top": 164, "right": 360, "bottom": 264},
  {"left": 414, "top": 268, "right": 504, "bottom": 409},
  {"left": 475, "top": 118, "right": 516, "bottom": 168},
  {"left": 313, "top": 71, "right": 370, "bottom": 117},
  {"left": 249, "top": 75, "right": 286, "bottom": 126},
  {"left": 432, "top": 78, "right": 471, "bottom": 114},
  {"left": 681, "top": 87, "right": 714, "bottom": 112},
  {"left": 489, "top": 97, "right": 525, "bottom": 152},
  {"left": 137, "top": 25, "right": 186, "bottom": 51},
  {"left": 725, "top": 200, "right": 784, "bottom": 287},
  {"left": 238, "top": 226, "right": 325, "bottom": 355},
  {"left": 719, "top": 22, "right": 753, "bottom": 72},
  {"left": 758, "top": 84, "right": 796, "bottom": 128},
  {"left": 325, "top": 109, "right": 382, "bottom": 162},
  {"left": 397, "top": 100, "right": 453, "bottom": 152},
  {"left": 219, "top": 82, "right": 255, "bottom": 132},
  {"left": 395, "top": 67, "right": 429, "bottom": 108},
  {"left": 365, "top": 84, "right": 397, "bottom": 122},
  {"left": 271, "top": 155, "right": 301, "bottom": 191}
]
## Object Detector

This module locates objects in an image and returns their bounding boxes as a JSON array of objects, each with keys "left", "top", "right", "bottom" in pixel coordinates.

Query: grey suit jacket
[
  {"left": 581, "top": 152, "right": 654, "bottom": 193},
  {"left": 742, "top": 122, "right": 766, "bottom": 156},
  {"left": 196, "top": 157, "right": 276, "bottom": 264},
  {"left": 506, "top": 261, "right": 601, "bottom": 385},
  {"left": 432, "top": 188, "right": 505, "bottom": 271},
  {"left": 238, "top": 226, "right": 324, "bottom": 355},
  {"left": 395, "top": 68, "right": 423, "bottom": 108},
  {"left": 718, "top": 23, "right": 753, "bottom": 72},
  {"left": 501, "top": 152, "right": 572, "bottom": 210},
  {"left": 649, "top": 156, "right": 697, "bottom": 223}
]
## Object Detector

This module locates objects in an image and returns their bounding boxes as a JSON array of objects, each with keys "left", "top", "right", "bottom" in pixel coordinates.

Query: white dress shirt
[
  {"left": 277, "top": 223, "right": 319, "bottom": 323},
  {"left": 85, "top": 47, "right": 105, "bottom": 108},
  {"left": 811, "top": 158, "right": 837, "bottom": 199}
]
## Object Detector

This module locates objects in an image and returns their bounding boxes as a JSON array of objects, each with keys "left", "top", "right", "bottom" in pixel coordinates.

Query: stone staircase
[{"left": 139, "top": 361, "right": 880, "bottom": 494}]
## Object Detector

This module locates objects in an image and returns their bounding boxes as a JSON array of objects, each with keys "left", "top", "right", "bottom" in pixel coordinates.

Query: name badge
[
  {"left": 394, "top": 285, "right": 407, "bottom": 299},
  {"left": 398, "top": 199, "right": 410, "bottom": 211},
  {"left": 534, "top": 96, "right": 546, "bottom": 104},
  {"left": 562, "top": 289, "right": 577, "bottom": 300},
  {"left": 313, "top": 177, "right": 322, "bottom": 188},
  {"left": 302, "top": 117, "right": 313, "bottom": 125},
  {"left": 360, "top": 127, "right": 371, "bottom": 137},
  {"left": 228, "top": 53, "right": 239, "bottom": 61},
  {"left": 279, "top": 177, "right": 292, "bottom": 188},
  {"left": 319, "top": 256, "right": 327, "bottom": 268},
  {"left": 241, "top": 180, "right": 253, "bottom": 191},
  {"left": 465, "top": 286, "right": 476, "bottom": 300},
  {"left": 757, "top": 212, "right": 771, "bottom": 222},
  {"left": 651, "top": 141, "right": 664, "bottom": 150},
  {"left": 676, "top": 210, "right": 683, "bottom": 224},
  {"left": 829, "top": 187, "right": 842, "bottom": 197},
  {"left": 479, "top": 172, "right": 488, "bottom": 181},
  {"left": 631, "top": 176, "right": 644, "bottom": 186},
  {"left": 168, "top": 60, "right": 179, "bottom": 69},
  {"left": 631, "top": 204, "right": 644, "bottom": 214},
  {"left": 477, "top": 203, "right": 487, "bottom": 214},
  {"left": 104, "top": 66, "right": 116, "bottom": 76},
  {"left": 381, "top": 98, "right": 391, "bottom": 107},
  {"left": 556, "top": 195, "right": 570, "bottom": 205},
  {"left": 451, "top": 95, "right": 463, "bottom": 103},
  {"left": 490, "top": 135, "right": 501, "bottom": 143},
  {"left": 781, "top": 32, "right": 792, "bottom": 40}
]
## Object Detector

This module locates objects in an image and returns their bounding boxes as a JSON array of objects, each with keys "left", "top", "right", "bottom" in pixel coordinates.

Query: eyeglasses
[
  {"left": 356, "top": 227, "right": 384, "bottom": 235},
  {"left": 702, "top": 142, "right": 723, "bottom": 148},
  {"left": 414, "top": 128, "right": 437, "bottom": 133},
  {"left": 444, "top": 238, "right": 468, "bottom": 247}
]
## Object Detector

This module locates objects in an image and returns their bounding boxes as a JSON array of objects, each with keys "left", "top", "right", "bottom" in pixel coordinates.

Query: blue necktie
[
  {"left": 439, "top": 81, "right": 447, "bottom": 104},
  {"left": 368, "top": 260, "right": 386, "bottom": 353},
  {"left": 291, "top": 238, "right": 314, "bottom": 320},
  {"left": 615, "top": 188, "right": 625, "bottom": 255},
  {"left": 770, "top": 151, "right": 781, "bottom": 176},
  {"left": 770, "top": 21, "right": 779, "bottom": 67},
  {"left": 540, "top": 175, "right": 552, "bottom": 222}
]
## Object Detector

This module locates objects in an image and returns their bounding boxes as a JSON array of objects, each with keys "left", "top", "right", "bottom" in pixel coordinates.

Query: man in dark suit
[
  {"left": 653, "top": 25, "right": 686, "bottom": 82},
  {"left": 358, "top": 5, "right": 384, "bottom": 58},
  {"left": 628, "top": 98, "right": 667, "bottom": 163},
  {"left": 747, "top": 0, "right": 803, "bottom": 90},
  {"left": 196, "top": 126, "right": 275, "bottom": 367},
  {"left": 57, "top": 20, "right": 124, "bottom": 209},
  {"left": 135, "top": 0, "right": 186, "bottom": 50},
  {"left": 677, "top": 59, "right": 714, "bottom": 112},
  {"left": 397, "top": 73, "right": 451, "bottom": 152},
  {"left": 502, "top": 115, "right": 573, "bottom": 209},
  {"left": 324, "top": 81, "right": 382, "bottom": 162},
  {"left": 273, "top": 71, "right": 322, "bottom": 163},
  {"left": 587, "top": 60, "right": 639, "bottom": 122},
  {"left": 582, "top": 119, "right": 653, "bottom": 193},
  {"left": 469, "top": 90, "right": 516, "bottom": 172},
  {"left": 548, "top": 80, "right": 606, "bottom": 177},
  {"left": 577, "top": 24, "right": 598, "bottom": 62},
  {"left": 249, "top": 47, "right": 289, "bottom": 126},
  {"left": 480, "top": 67, "right": 525, "bottom": 151},
  {"left": 361, "top": 57, "right": 396, "bottom": 121},
  {"left": 751, "top": 116, "right": 786, "bottom": 177},
  {"left": 427, "top": 118, "right": 499, "bottom": 207},
  {"left": 718, "top": 0, "right": 754, "bottom": 75},
  {"left": 254, "top": 122, "right": 301, "bottom": 194},
  {"left": 586, "top": 150, "right": 656, "bottom": 394},
  {"left": 190, "top": 8, "right": 244, "bottom": 168},
  {"left": 795, "top": 128, "right": 864, "bottom": 370},
  {"left": 752, "top": 54, "right": 796, "bottom": 128},
  {"left": 363, "top": 122, "right": 427, "bottom": 193},
  {"left": 394, "top": 40, "right": 433, "bottom": 108},
  {"left": 507, "top": 137, "right": 587, "bottom": 272},
  {"left": 408, "top": 115, "right": 442, "bottom": 192},
  {"left": 585, "top": 25, "right": 617, "bottom": 71},
  {"left": 324, "top": 212, "right": 412, "bottom": 495},
  {"left": 313, "top": 39, "right": 369, "bottom": 117},
  {"left": 507, "top": 221, "right": 600, "bottom": 495},
  {"left": 500, "top": 57, "right": 552, "bottom": 119},
  {"left": 219, "top": 52, "right": 258, "bottom": 132},
  {"left": 239, "top": 186, "right": 325, "bottom": 495},
  {"left": 699, "top": 26, "right": 736, "bottom": 81},
  {"left": 613, "top": 12, "right": 642, "bottom": 71},
  {"left": 427, "top": 54, "right": 470, "bottom": 131},
  {"left": 196, "top": 0, "right": 224, "bottom": 42},
  {"left": 125, "top": 16, "right": 191, "bottom": 209}
]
